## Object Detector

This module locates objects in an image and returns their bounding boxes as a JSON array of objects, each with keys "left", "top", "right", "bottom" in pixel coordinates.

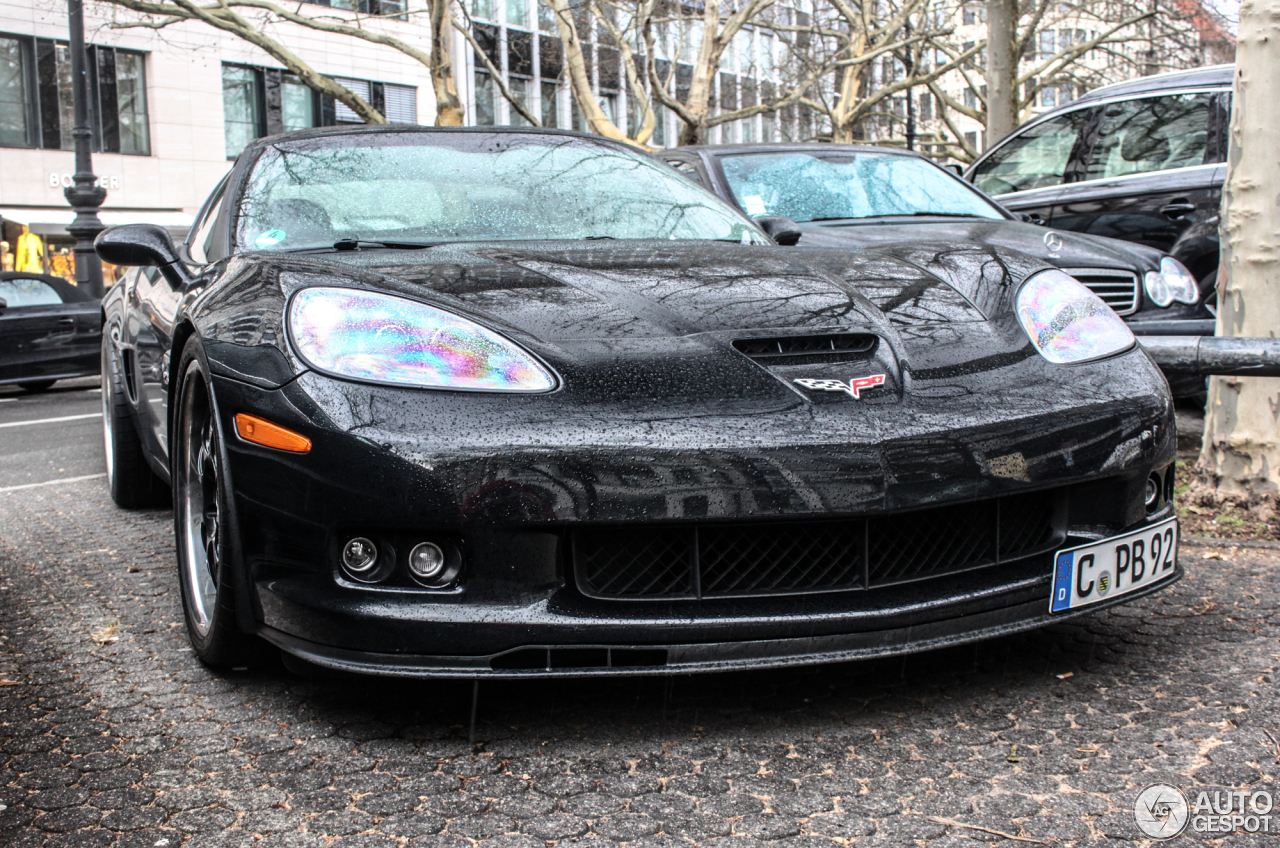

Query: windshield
[
  {"left": 718, "top": 151, "right": 1005, "bottom": 223},
  {"left": 236, "top": 132, "right": 763, "bottom": 251}
]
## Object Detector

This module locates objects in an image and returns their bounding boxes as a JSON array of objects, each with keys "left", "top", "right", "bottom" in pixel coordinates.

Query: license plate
[{"left": 1050, "top": 517, "right": 1179, "bottom": 613}]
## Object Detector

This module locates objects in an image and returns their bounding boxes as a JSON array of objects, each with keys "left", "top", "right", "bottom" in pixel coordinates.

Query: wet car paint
[{"left": 100, "top": 127, "right": 1179, "bottom": 677}]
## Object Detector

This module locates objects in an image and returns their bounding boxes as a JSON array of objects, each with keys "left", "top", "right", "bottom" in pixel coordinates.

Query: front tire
[
  {"left": 173, "top": 338, "right": 258, "bottom": 667},
  {"left": 102, "top": 337, "right": 167, "bottom": 508}
]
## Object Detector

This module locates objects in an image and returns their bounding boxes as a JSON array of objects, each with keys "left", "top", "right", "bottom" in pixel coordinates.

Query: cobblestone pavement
[{"left": 1, "top": 480, "right": 1277, "bottom": 848}]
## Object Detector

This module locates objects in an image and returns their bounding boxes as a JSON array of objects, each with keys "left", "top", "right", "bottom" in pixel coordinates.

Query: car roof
[
  {"left": 1066, "top": 64, "right": 1233, "bottom": 107},
  {"left": 671, "top": 142, "right": 921, "bottom": 159}
]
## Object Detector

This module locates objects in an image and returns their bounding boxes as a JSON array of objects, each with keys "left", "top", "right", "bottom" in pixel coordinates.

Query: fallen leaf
[
  {"left": 0, "top": 679, "right": 20, "bottom": 686},
  {"left": 1203, "top": 551, "right": 1223, "bottom": 560},
  {"left": 90, "top": 623, "right": 119, "bottom": 646}
]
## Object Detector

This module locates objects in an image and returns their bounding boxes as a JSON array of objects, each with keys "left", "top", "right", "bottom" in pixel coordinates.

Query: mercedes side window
[
  {"left": 1082, "top": 94, "right": 1215, "bottom": 181},
  {"left": 187, "top": 183, "right": 227, "bottom": 265},
  {"left": 665, "top": 158, "right": 707, "bottom": 187},
  {"left": 970, "top": 110, "right": 1088, "bottom": 196}
]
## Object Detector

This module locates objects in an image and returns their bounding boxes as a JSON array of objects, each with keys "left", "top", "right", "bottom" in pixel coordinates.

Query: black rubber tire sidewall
[
  {"left": 102, "top": 337, "right": 167, "bottom": 509},
  {"left": 172, "top": 337, "right": 257, "bottom": 667}
]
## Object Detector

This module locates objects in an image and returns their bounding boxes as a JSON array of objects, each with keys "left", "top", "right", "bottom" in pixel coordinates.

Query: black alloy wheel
[{"left": 173, "top": 338, "right": 258, "bottom": 667}]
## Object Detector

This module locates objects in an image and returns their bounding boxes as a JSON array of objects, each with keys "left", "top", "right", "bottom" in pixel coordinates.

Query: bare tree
[
  {"left": 801, "top": 0, "right": 983, "bottom": 144},
  {"left": 101, "top": 0, "right": 466, "bottom": 126},
  {"left": 1196, "top": 1, "right": 1280, "bottom": 501}
]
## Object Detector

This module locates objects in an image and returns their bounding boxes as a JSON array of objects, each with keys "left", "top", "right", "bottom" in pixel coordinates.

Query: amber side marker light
[{"left": 234, "top": 413, "right": 312, "bottom": 453}]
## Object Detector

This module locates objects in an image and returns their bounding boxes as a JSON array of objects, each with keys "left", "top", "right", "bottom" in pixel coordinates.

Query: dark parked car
[
  {"left": 965, "top": 65, "right": 1233, "bottom": 337},
  {"left": 660, "top": 143, "right": 1207, "bottom": 395},
  {"left": 0, "top": 271, "right": 101, "bottom": 392},
  {"left": 97, "top": 126, "right": 1179, "bottom": 678}
]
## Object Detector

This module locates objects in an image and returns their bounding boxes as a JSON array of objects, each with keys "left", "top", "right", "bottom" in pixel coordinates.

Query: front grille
[
  {"left": 573, "top": 491, "right": 1061, "bottom": 600},
  {"left": 1065, "top": 268, "right": 1139, "bottom": 315}
]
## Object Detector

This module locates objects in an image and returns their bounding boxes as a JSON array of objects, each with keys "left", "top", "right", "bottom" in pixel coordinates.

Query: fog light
[
  {"left": 1144, "top": 475, "right": 1160, "bottom": 509},
  {"left": 342, "top": 537, "right": 378, "bottom": 574},
  {"left": 408, "top": 542, "right": 446, "bottom": 579}
]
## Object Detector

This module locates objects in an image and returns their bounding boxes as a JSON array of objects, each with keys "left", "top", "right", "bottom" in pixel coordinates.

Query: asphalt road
[
  {"left": 0, "top": 387, "right": 1277, "bottom": 847},
  {"left": 0, "top": 377, "right": 105, "bottom": 491}
]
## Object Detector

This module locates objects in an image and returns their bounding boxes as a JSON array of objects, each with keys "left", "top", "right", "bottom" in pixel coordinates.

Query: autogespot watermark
[{"left": 1134, "top": 784, "right": 1275, "bottom": 839}]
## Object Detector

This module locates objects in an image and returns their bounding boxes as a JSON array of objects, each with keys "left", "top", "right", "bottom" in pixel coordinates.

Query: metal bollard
[{"left": 1138, "top": 336, "right": 1280, "bottom": 377}]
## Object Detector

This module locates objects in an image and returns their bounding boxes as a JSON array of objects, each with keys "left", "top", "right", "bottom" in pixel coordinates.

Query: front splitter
[{"left": 255, "top": 569, "right": 1180, "bottom": 679}]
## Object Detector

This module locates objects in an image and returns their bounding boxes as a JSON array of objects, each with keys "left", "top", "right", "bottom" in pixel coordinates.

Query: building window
[
  {"left": 508, "top": 77, "right": 532, "bottom": 126},
  {"left": 0, "top": 35, "right": 34, "bottom": 147},
  {"left": 541, "top": 80, "right": 559, "bottom": 128},
  {"left": 475, "top": 71, "right": 495, "bottom": 125},
  {"left": 325, "top": 0, "right": 406, "bottom": 20},
  {"left": 222, "top": 65, "right": 262, "bottom": 159},
  {"left": 281, "top": 75, "right": 314, "bottom": 131},
  {"left": 224, "top": 63, "right": 416, "bottom": 159},
  {"left": 507, "top": 0, "right": 529, "bottom": 29},
  {"left": 0, "top": 33, "right": 150, "bottom": 154}
]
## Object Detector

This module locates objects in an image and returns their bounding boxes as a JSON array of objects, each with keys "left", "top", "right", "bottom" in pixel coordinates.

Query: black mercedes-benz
[{"left": 97, "top": 126, "right": 1180, "bottom": 678}]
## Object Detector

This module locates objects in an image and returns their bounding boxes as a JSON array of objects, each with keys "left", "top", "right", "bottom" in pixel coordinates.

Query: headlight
[
  {"left": 288, "top": 287, "right": 556, "bottom": 392},
  {"left": 1164, "top": 257, "right": 1199, "bottom": 305},
  {"left": 1016, "top": 269, "right": 1135, "bottom": 365}
]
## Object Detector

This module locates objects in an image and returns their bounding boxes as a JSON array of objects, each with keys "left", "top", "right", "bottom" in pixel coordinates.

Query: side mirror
[
  {"left": 945, "top": 164, "right": 964, "bottom": 177},
  {"left": 0, "top": 297, "right": 7, "bottom": 310},
  {"left": 1016, "top": 212, "right": 1034, "bottom": 223},
  {"left": 95, "top": 225, "right": 191, "bottom": 287},
  {"left": 756, "top": 216, "right": 802, "bottom": 246}
]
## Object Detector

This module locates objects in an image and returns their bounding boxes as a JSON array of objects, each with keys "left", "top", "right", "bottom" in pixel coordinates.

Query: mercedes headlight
[
  {"left": 288, "top": 287, "right": 556, "bottom": 392},
  {"left": 1143, "top": 257, "right": 1200, "bottom": 308},
  {"left": 1016, "top": 269, "right": 1135, "bottom": 365}
]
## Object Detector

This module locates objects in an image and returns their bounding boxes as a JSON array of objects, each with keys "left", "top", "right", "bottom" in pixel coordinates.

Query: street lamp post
[{"left": 63, "top": 0, "right": 106, "bottom": 297}]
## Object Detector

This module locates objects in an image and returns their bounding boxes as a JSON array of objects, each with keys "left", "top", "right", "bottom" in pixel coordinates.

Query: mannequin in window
[{"left": 15, "top": 226, "right": 45, "bottom": 274}]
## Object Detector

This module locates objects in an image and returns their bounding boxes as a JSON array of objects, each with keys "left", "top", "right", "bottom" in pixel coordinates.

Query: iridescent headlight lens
[
  {"left": 288, "top": 287, "right": 556, "bottom": 391},
  {"left": 1016, "top": 269, "right": 1135, "bottom": 365}
]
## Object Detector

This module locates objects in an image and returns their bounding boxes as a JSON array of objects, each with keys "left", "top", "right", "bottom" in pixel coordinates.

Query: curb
[{"left": 1182, "top": 535, "right": 1280, "bottom": 551}]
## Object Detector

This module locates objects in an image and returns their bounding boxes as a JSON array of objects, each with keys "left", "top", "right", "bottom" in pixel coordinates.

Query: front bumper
[
  {"left": 252, "top": 512, "right": 1180, "bottom": 678},
  {"left": 210, "top": 346, "right": 1178, "bottom": 677}
]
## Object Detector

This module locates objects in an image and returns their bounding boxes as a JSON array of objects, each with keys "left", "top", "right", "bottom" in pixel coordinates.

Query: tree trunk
[
  {"left": 1197, "top": 1, "right": 1280, "bottom": 500},
  {"left": 430, "top": 0, "right": 464, "bottom": 126},
  {"left": 546, "top": 0, "right": 631, "bottom": 142},
  {"left": 985, "top": 0, "right": 1017, "bottom": 147}
]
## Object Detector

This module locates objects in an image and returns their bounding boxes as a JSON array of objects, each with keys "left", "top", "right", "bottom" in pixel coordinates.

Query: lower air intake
[{"left": 573, "top": 490, "right": 1061, "bottom": 600}]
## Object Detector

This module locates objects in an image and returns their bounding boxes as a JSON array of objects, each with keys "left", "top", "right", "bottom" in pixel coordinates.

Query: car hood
[
  {"left": 792, "top": 217, "right": 1163, "bottom": 271},
  {"left": 195, "top": 239, "right": 1111, "bottom": 404}
]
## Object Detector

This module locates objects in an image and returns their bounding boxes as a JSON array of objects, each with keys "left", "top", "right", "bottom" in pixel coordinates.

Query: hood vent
[{"left": 733, "top": 333, "right": 878, "bottom": 365}]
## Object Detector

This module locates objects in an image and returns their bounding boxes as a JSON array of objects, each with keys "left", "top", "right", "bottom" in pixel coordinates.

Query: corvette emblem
[{"left": 794, "top": 374, "right": 886, "bottom": 399}]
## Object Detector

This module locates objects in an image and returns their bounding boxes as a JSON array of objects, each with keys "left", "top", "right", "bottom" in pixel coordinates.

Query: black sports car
[
  {"left": 96, "top": 126, "right": 1180, "bottom": 678},
  {"left": 0, "top": 271, "right": 101, "bottom": 391},
  {"left": 658, "top": 144, "right": 1207, "bottom": 397}
]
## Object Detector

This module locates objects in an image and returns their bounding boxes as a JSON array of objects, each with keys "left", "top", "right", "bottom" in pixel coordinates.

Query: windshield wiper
[
  {"left": 907, "top": 212, "right": 989, "bottom": 218},
  {"left": 582, "top": 235, "right": 617, "bottom": 240},
  {"left": 330, "top": 237, "right": 445, "bottom": 251}
]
